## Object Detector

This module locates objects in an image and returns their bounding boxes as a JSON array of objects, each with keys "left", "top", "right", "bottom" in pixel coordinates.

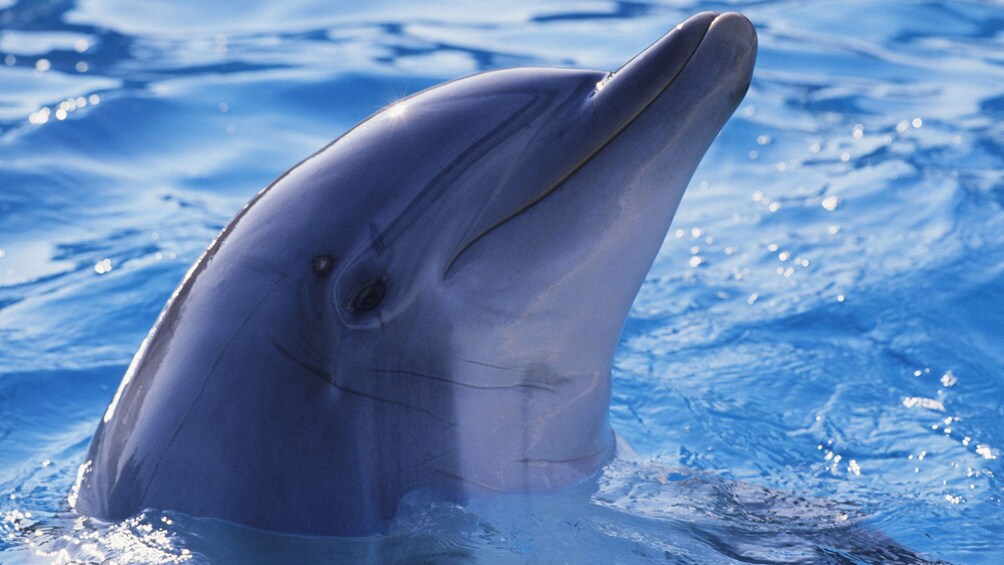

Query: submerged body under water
[{"left": 0, "top": 0, "right": 1001, "bottom": 563}]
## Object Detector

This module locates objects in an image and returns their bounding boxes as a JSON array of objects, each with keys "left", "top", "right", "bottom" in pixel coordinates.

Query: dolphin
[{"left": 71, "top": 12, "right": 757, "bottom": 536}]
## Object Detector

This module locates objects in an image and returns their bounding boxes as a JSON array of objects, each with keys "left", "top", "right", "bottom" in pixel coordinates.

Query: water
[{"left": 1, "top": 0, "right": 1002, "bottom": 562}]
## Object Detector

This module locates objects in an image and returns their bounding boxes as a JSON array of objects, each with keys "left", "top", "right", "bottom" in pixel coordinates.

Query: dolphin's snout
[
  {"left": 588, "top": 11, "right": 756, "bottom": 132},
  {"left": 703, "top": 12, "right": 758, "bottom": 91},
  {"left": 709, "top": 12, "right": 757, "bottom": 46},
  {"left": 591, "top": 12, "right": 715, "bottom": 109}
]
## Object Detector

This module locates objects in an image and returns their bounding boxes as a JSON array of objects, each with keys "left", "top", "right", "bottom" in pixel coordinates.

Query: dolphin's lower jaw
[{"left": 72, "top": 12, "right": 756, "bottom": 536}]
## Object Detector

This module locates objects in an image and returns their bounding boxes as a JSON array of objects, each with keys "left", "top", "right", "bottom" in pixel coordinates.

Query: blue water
[{"left": 1, "top": 0, "right": 1002, "bottom": 562}]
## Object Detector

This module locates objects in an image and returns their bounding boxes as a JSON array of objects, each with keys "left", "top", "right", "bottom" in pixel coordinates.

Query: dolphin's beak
[
  {"left": 444, "top": 12, "right": 756, "bottom": 277},
  {"left": 588, "top": 11, "right": 756, "bottom": 140}
]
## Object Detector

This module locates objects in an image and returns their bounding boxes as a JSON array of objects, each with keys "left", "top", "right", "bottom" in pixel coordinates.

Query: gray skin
[{"left": 72, "top": 12, "right": 756, "bottom": 536}]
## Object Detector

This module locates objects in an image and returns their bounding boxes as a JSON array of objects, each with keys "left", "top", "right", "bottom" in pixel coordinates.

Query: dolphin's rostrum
[{"left": 72, "top": 12, "right": 757, "bottom": 535}]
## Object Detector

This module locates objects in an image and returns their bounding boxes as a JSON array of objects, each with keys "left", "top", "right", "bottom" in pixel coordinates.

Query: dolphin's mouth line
[{"left": 443, "top": 15, "right": 719, "bottom": 277}]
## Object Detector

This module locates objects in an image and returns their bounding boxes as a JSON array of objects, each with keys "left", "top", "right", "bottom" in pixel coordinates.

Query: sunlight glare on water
[{"left": 1, "top": 0, "right": 1002, "bottom": 563}]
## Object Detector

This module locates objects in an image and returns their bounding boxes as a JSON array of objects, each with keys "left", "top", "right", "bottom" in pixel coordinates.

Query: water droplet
[{"left": 94, "top": 259, "right": 113, "bottom": 274}]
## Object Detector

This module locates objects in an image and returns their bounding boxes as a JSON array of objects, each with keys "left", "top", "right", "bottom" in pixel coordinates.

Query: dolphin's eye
[
  {"left": 348, "top": 279, "right": 386, "bottom": 312},
  {"left": 311, "top": 255, "right": 334, "bottom": 277}
]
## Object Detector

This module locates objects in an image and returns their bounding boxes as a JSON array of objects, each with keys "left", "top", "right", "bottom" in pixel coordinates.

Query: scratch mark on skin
[
  {"left": 142, "top": 282, "right": 283, "bottom": 493},
  {"left": 369, "top": 222, "right": 385, "bottom": 255},
  {"left": 457, "top": 357, "right": 517, "bottom": 370},
  {"left": 334, "top": 383, "right": 456, "bottom": 426},
  {"left": 380, "top": 445, "right": 457, "bottom": 481},
  {"left": 365, "top": 366, "right": 555, "bottom": 392},
  {"left": 456, "top": 358, "right": 577, "bottom": 388},
  {"left": 269, "top": 337, "right": 333, "bottom": 385}
]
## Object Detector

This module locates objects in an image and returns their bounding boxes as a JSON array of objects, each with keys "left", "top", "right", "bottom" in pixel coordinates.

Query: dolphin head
[{"left": 75, "top": 12, "right": 756, "bottom": 535}]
